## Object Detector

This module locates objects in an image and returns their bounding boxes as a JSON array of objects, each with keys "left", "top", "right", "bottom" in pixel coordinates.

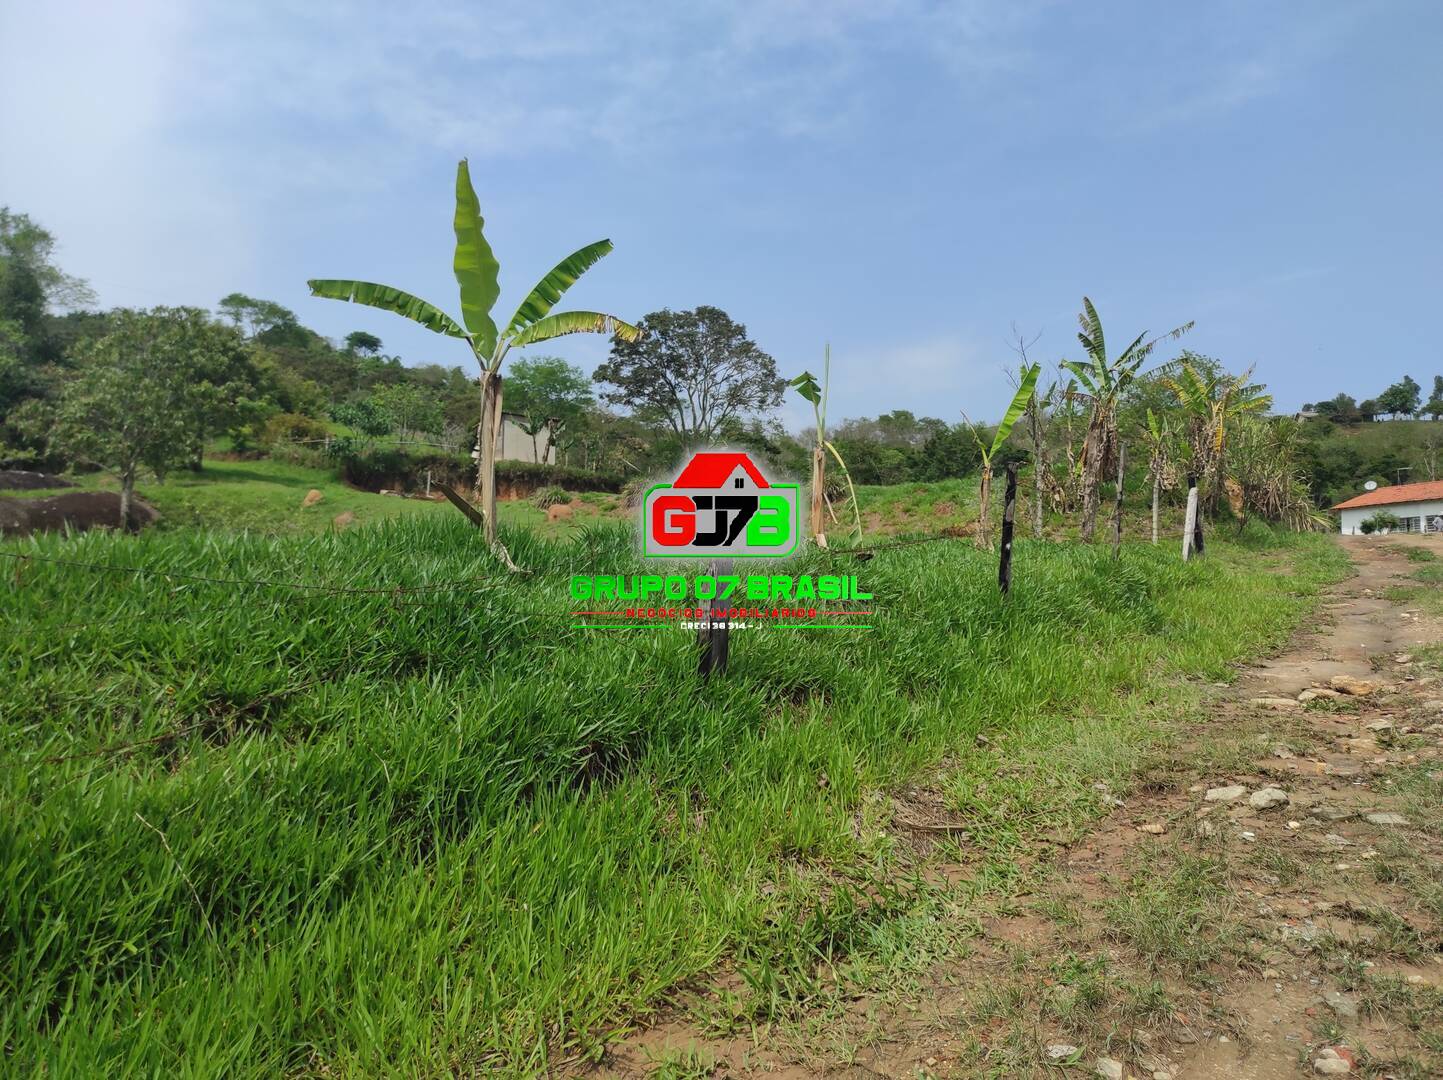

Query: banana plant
[
  {"left": 1140, "top": 409, "right": 1179, "bottom": 544},
  {"left": 789, "top": 345, "right": 862, "bottom": 546},
  {"left": 1160, "top": 359, "right": 1271, "bottom": 503},
  {"left": 966, "top": 363, "right": 1041, "bottom": 550},
  {"left": 1063, "top": 298, "right": 1192, "bottom": 541},
  {"left": 308, "top": 159, "right": 640, "bottom": 551}
]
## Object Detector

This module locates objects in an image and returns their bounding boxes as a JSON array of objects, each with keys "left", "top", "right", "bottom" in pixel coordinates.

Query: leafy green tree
[
  {"left": 505, "top": 356, "right": 593, "bottom": 462},
  {"left": 49, "top": 308, "right": 239, "bottom": 526},
  {"left": 1313, "top": 392, "right": 1359, "bottom": 424},
  {"left": 344, "top": 330, "right": 383, "bottom": 355},
  {"left": 594, "top": 306, "right": 783, "bottom": 446},
  {"left": 1378, "top": 375, "right": 1422, "bottom": 419},
  {"left": 1426, "top": 376, "right": 1443, "bottom": 421},
  {"left": 370, "top": 383, "right": 442, "bottom": 443},
  {"left": 0, "top": 208, "right": 94, "bottom": 354},
  {"left": 331, "top": 398, "right": 393, "bottom": 438},
  {"left": 1359, "top": 398, "right": 1380, "bottom": 422},
  {"left": 308, "top": 159, "right": 637, "bottom": 550},
  {"left": 217, "top": 293, "right": 299, "bottom": 339}
]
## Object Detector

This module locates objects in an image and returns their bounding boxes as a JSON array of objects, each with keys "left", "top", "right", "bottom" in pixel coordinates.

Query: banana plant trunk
[
  {"left": 809, "top": 446, "right": 827, "bottom": 548},
  {"left": 1078, "top": 410, "right": 1110, "bottom": 542},
  {"left": 1151, "top": 474, "right": 1161, "bottom": 544},
  {"left": 976, "top": 464, "right": 993, "bottom": 550},
  {"left": 474, "top": 371, "right": 503, "bottom": 546}
]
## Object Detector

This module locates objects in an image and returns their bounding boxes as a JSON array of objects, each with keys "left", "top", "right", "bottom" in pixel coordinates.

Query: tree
[
  {"left": 505, "top": 356, "right": 594, "bottom": 463},
  {"left": 1426, "top": 376, "right": 1443, "bottom": 421},
  {"left": 1064, "top": 298, "right": 1193, "bottom": 541},
  {"left": 370, "top": 383, "right": 441, "bottom": 443},
  {"left": 593, "top": 306, "right": 783, "bottom": 447},
  {"left": 344, "top": 330, "right": 382, "bottom": 355},
  {"left": 1377, "top": 376, "right": 1421, "bottom": 419},
  {"left": 217, "top": 293, "right": 299, "bottom": 339},
  {"left": 1359, "top": 398, "right": 1380, "bottom": 422},
  {"left": 182, "top": 325, "right": 263, "bottom": 469},
  {"left": 49, "top": 308, "right": 237, "bottom": 526},
  {"left": 308, "top": 159, "right": 638, "bottom": 552},
  {"left": 1314, "top": 392, "right": 1359, "bottom": 424},
  {"left": 0, "top": 208, "right": 94, "bottom": 352}
]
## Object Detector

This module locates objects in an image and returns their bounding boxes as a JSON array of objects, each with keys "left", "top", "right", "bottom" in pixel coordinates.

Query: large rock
[
  {"left": 301, "top": 488, "right": 325, "bottom": 508},
  {"left": 547, "top": 503, "right": 574, "bottom": 523}
]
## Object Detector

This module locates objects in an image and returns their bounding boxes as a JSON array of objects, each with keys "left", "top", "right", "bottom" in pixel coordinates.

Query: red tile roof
[
  {"left": 1332, "top": 479, "right": 1443, "bottom": 510},
  {"left": 674, "top": 452, "right": 770, "bottom": 489}
]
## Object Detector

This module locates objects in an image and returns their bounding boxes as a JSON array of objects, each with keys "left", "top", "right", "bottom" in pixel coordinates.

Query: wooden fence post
[
  {"left": 1112, "top": 443, "right": 1126, "bottom": 558},
  {"left": 699, "top": 558, "right": 732, "bottom": 680},
  {"left": 1182, "top": 474, "right": 1199, "bottom": 561},
  {"left": 998, "top": 462, "right": 1019, "bottom": 596}
]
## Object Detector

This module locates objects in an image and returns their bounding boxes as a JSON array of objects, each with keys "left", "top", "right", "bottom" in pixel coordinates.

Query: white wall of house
[
  {"left": 1339, "top": 499, "right": 1443, "bottom": 534},
  {"left": 495, "top": 413, "right": 557, "bottom": 465}
]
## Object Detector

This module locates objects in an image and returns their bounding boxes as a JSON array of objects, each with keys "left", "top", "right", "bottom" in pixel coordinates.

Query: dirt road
[{"left": 597, "top": 538, "right": 1443, "bottom": 1079}]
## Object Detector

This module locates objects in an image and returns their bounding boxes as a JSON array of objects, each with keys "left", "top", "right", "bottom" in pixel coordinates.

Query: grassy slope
[
  {"left": 0, "top": 457, "right": 620, "bottom": 538},
  {"left": 1, "top": 512, "right": 1346, "bottom": 1075}
]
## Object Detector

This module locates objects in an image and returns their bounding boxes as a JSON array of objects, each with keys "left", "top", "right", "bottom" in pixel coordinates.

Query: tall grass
[{"left": 0, "top": 516, "right": 1345, "bottom": 1074}]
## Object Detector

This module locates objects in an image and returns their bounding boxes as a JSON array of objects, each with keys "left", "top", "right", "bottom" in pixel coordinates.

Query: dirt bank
[{"left": 0, "top": 492, "right": 159, "bottom": 537}]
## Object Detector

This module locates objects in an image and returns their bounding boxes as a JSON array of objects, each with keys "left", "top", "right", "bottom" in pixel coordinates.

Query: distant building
[
  {"left": 472, "top": 411, "right": 557, "bottom": 465},
  {"left": 1333, "top": 480, "right": 1443, "bottom": 534}
]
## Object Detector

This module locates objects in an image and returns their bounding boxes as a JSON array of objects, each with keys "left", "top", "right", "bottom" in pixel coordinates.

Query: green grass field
[
  {"left": 0, "top": 499, "right": 1348, "bottom": 1075},
  {"left": 1, "top": 457, "right": 623, "bottom": 538}
]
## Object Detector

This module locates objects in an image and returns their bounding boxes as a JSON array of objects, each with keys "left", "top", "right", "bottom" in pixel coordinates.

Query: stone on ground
[
  {"left": 1095, "top": 1057, "right": 1124, "bottom": 1080},
  {"left": 1329, "top": 675, "right": 1382, "bottom": 696},
  {"left": 1205, "top": 784, "right": 1247, "bottom": 802},
  {"left": 1249, "top": 786, "right": 1289, "bottom": 810},
  {"left": 301, "top": 488, "right": 324, "bottom": 507}
]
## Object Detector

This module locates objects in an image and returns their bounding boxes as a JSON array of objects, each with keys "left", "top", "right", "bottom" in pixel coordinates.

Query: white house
[
  {"left": 1333, "top": 480, "right": 1443, "bottom": 535},
  {"left": 472, "top": 411, "right": 558, "bottom": 466}
]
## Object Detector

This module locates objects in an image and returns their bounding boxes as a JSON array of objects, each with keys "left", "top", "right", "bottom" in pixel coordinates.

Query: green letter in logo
[{"left": 746, "top": 493, "right": 792, "bottom": 548}]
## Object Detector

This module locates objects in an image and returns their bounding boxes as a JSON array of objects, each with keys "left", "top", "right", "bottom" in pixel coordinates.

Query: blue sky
[{"left": 2, "top": 0, "right": 1439, "bottom": 428}]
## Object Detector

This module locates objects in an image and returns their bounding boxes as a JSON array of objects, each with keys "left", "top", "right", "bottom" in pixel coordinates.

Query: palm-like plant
[
  {"left": 308, "top": 159, "right": 640, "bottom": 549},
  {"left": 965, "top": 363, "right": 1040, "bottom": 550},
  {"left": 1063, "top": 298, "right": 1193, "bottom": 541},
  {"left": 1160, "top": 358, "right": 1271, "bottom": 507},
  {"left": 1139, "top": 409, "right": 1180, "bottom": 544},
  {"left": 790, "top": 345, "right": 861, "bottom": 547}
]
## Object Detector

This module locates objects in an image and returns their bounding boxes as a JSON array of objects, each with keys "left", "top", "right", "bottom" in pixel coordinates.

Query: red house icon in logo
[{"left": 643, "top": 451, "right": 799, "bottom": 557}]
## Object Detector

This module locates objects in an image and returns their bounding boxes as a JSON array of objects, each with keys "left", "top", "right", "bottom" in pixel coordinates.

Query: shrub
[
  {"left": 1362, "top": 510, "right": 1402, "bottom": 535},
  {"left": 260, "top": 412, "right": 330, "bottom": 449},
  {"left": 532, "top": 485, "right": 570, "bottom": 508}
]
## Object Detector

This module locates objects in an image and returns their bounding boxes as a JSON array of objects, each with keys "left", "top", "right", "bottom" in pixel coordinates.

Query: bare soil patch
[{"left": 0, "top": 491, "right": 158, "bottom": 536}]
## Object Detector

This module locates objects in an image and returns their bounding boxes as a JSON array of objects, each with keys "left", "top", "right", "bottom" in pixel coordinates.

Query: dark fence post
[
  {"left": 1112, "top": 442, "right": 1126, "bottom": 558},
  {"left": 1192, "top": 480, "right": 1205, "bottom": 557},
  {"left": 699, "top": 557, "right": 732, "bottom": 680},
  {"left": 1182, "top": 474, "right": 1199, "bottom": 561},
  {"left": 998, "top": 462, "right": 1019, "bottom": 596}
]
